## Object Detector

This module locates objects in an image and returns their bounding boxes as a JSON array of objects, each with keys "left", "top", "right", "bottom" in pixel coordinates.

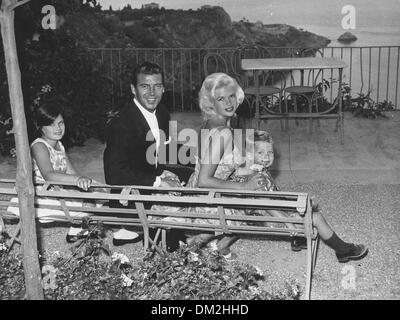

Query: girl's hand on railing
[{"left": 76, "top": 176, "right": 92, "bottom": 191}]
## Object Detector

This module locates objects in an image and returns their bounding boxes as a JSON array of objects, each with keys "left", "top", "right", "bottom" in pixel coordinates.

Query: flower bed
[{"left": 0, "top": 222, "right": 300, "bottom": 300}]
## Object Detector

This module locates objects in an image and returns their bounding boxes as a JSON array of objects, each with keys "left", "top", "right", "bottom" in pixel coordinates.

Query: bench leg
[
  {"left": 148, "top": 228, "right": 169, "bottom": 256},
  {"left": 151, "top": 228, "right": 161, "bottom": 251},
  {"left": 143, "top": 227, "right": 150, "bottom": 252},
  {"left": 7, "top": 222, "right": 21, "bottom": 253},
  {"left": 305, "top": 235, "right": 313, "bottom": 300},
  {"left": 0, "top": 214, "right": 5, "bottom": 231},
  {"left": 312, "top": 235, "right": 320, "bottom": 272},
  {"left": 304, "top": 235, "right": 319, "bottom": 300},
  {"left": 161, "top": 229, "right": 167, "bottom": 251}
]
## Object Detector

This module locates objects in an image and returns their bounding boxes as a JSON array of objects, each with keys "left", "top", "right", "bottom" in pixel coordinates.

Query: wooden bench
[{"left": 0, "top": 178, "right": 319, "bottom": 299}]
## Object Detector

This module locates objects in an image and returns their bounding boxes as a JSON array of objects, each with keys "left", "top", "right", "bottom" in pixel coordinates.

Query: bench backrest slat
[{"left": 0, "top": 180, "right": 310, "bottom": 231}]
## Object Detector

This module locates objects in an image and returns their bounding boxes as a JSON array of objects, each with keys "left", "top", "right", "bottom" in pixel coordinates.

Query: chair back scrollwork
[{"left": 203, "top": 52, "right": 229, "bottom": 77}]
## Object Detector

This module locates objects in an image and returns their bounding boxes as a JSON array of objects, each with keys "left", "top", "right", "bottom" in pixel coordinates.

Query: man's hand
[{"left": 159, "top": 177, "right": 182, "bottom": 188}]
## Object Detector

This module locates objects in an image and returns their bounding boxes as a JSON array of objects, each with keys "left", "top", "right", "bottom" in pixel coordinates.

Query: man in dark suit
[
  {"left": 104, "top": 61, "right": 173, "bottom": 187},
  {"left": 103, "top": 61, "right": 187, "bottom": 247}
]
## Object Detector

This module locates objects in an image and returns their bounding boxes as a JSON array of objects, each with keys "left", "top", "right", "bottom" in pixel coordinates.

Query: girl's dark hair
[{"left": 32, "top": 102, "right": 62, "bottom": 138}]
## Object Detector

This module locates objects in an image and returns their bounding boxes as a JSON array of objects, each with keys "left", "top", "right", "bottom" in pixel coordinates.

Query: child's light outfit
[
  {"left": 7, "top": 138, "right": 93, "bottom": 223},
  {"left": 31, "top": 138, "right": 68, "bottom": 185}
]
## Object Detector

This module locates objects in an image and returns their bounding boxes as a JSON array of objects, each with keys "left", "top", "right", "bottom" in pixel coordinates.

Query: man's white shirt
[
  {"left": 134, "top": 98, "right": 161, "bottom": 153},
  {"left": 134, "top": 98, "right": 170, "bottom": 187}
]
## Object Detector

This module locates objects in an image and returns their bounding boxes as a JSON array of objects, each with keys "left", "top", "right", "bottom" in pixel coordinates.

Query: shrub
[
  {"left": 25, "top": 31, "right": 113, "bottom": 147},
  {"left": 0, "top": 221, "right": 301, "bottom": 300},
  {"left": 0, "top": 29, "right": 114, "bottom": 155},
  {"left": 0, "top": 113, "right": 15, "bottom": 157},
  {"left": 0, "top": 233, "right": 25, "bottom": 300},
  {"left": 313, "top": 80, "right": 396, "bottom": 117}
]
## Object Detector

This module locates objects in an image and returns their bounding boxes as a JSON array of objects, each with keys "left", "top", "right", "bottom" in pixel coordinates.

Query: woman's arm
[
  {"left": 197, "top": 128, "right": 264, "bottom": 190},
  {"left": 31, "top": 143, "right": 91, "bottom": 190}
]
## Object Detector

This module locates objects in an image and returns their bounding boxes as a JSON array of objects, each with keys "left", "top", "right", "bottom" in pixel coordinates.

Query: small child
[
  {"left": 231, "top": 130, "right": 298, "bottom": 232},
  {"left": 234, "top": 130, "right": 277, "bottom": 191}
]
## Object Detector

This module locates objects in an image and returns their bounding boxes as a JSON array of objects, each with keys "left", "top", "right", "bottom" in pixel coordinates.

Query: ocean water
[
  {"left": 293, "top": 25, "right": 400, "bottom": 105},
  {"left": 298, "top": 25, "right": 400, "bottom": 47},
  {"left": 234, "top": 0, "right": 400, "bottom": 104}
]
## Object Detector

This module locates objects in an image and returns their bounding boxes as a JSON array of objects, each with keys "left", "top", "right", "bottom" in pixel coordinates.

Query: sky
[{"left": 96, "top": 0, "right": 400, "bottom": 28}]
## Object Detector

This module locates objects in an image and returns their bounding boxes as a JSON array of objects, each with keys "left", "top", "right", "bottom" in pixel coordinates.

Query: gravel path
[
  {"left": 3, "top": 182, "right": 399, "bottom": 300},
  {"left": 236, "top": 182, "right": 400, "bottom": 300}
]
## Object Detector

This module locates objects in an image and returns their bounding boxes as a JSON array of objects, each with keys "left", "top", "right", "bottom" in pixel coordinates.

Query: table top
[{"left": 241, "top": 57, "right": 347, "bottom": 71}]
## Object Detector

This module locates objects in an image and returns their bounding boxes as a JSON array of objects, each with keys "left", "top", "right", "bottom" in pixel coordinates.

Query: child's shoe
[
  {"left": 290, "top": 236, "right": 307, "bottom": 252},
  {"left": 66, "top": 226, "right": 89, "bottom": 243},
  {"left": 336, "top": 244, "right": 368, "bottom": 263},
  {"left": 112, "top": 228, "right": 140, "bottom": 246}
]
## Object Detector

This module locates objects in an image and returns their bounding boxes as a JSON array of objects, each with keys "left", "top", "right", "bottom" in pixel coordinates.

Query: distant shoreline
[{"left": 296, "top": 24, "right": 400, "bottom": 47}]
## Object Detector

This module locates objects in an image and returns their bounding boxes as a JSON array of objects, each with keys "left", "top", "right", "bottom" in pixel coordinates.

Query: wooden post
[{"left": 0, "top": 0, "right": 44, "bottom": 299}]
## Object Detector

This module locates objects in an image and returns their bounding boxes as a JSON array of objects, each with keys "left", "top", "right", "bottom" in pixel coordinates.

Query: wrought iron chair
[
  {"left": 284, "top": 48, "right": 325, "bottom": 130},
  {"left": 231, "top": 44, "right": 286, "bottom": 129}
]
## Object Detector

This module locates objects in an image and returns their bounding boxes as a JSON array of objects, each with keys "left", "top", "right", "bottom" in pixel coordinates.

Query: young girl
[
  {"left": 30, "top": 102, "right": 93, "bottom": 240},
  {"left": 29, "top": 102, "right": 139, "bottom": 243},
  {"left": 31, "top": 104, "right": 91, "bottom": 191}
]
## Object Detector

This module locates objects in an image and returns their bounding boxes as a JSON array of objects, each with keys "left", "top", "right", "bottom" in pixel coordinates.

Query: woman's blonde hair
[{"left": 198, "top": 73, "right": 245, "bottom": 120}]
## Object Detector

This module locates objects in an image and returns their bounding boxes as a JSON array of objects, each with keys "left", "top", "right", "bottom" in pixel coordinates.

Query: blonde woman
[{"left": 184, "top": 73, "right": 368, "bottom": 263}]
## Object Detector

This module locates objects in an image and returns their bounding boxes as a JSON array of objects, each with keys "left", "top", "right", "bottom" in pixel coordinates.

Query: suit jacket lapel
[{"left": 130, "top": 100, "right": 156, "bottom": 142}]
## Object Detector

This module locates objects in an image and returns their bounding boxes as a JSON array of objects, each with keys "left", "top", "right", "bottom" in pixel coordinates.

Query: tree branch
[{"left": 6, "top": 0, "right": 31, "bottom": 12}]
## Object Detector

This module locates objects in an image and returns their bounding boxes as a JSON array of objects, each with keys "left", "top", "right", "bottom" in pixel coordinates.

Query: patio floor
[{"left": 171, "top": 110, "right": 400, "bottom": 186}]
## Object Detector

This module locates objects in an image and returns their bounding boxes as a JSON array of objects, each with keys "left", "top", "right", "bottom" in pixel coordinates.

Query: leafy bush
[
  {"left": 120, "top": 244, "right": 300, "bottom": 300},
  {"left": 0, "top": 233, "right": 25, "bottom": 300},
  {"left": 350, "top": 93, "right": 395, "bottom": 118},
  {"left": 0, "top": 29, "right": 114, "bottom": 155},
  {"left": 0, "top": 113, "right": 15, "bottom": 157},
  {"left": 25, "top": 31, "right": 114, "bottom": 147},
  {"left": 0, "top": 221, "right": 300, "bottom": 300},
  {"left": 312, "top": 79, "right": 396, "bottom": 117}
]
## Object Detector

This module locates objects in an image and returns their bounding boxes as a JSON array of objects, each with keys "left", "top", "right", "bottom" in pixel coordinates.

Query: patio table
[{"left": 241, "top": 57, "right": 348, "bottom": 143}]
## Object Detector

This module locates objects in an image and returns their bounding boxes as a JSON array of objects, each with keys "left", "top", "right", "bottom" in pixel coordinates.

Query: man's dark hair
[{"left": 131, "top": 61, "right": 164, "bottom": 87}]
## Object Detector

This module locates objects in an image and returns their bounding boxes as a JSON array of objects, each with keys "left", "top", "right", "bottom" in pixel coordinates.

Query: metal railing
[{"left": 88, "top": 46, "right": 400, "bottom": 111}]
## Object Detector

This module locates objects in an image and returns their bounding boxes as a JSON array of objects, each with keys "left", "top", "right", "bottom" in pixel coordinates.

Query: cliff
[{"left": 59, "top": 6, "right": 330, "bottom": 49}]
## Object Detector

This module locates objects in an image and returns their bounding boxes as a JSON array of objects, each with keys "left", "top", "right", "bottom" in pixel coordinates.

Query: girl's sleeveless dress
[
  {"left": 7, "top": 138, "right": 91, "bottom": 223},
  {"left": 31, "top": 138, "right": 68, "bottom": 185}
]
